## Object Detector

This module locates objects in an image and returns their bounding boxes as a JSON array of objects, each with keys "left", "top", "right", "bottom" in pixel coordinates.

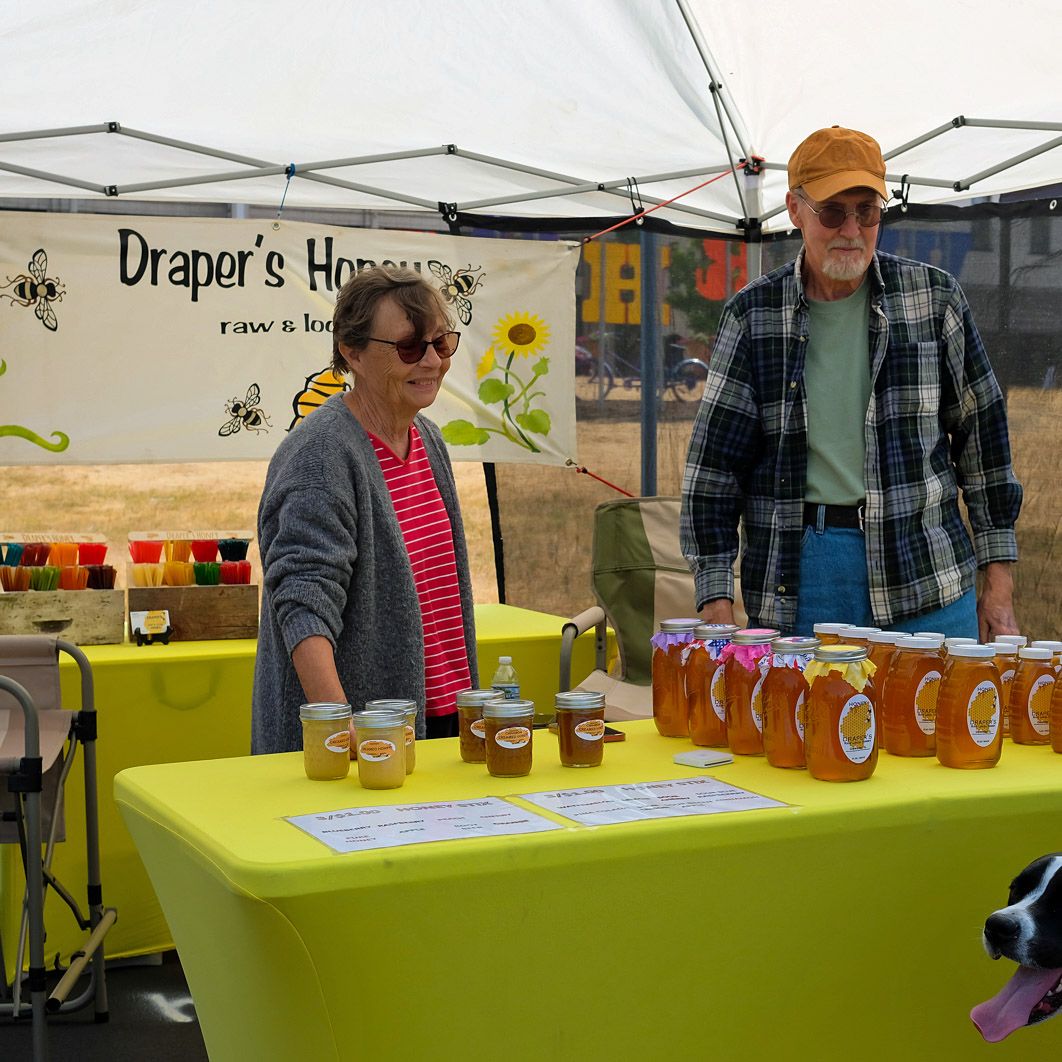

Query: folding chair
[
  {"left": 0, "top": 636, "right": 117, "bottom": 1061},
  {"left": 558, "top": 496, "right": 747, "bottom": 721}
]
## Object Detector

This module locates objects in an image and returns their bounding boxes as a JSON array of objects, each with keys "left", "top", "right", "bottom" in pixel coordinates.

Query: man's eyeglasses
[
  {"left": 796, "top": 191, "right": 885, "bottom": 229},
  {"left": 368, "top": 330, "right": 461, "bottom": 364}
]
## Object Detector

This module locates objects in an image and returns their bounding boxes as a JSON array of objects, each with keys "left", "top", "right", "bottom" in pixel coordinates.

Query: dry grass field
[{"left": 1, "top": 387, "right": 1058, "bottom": 637}]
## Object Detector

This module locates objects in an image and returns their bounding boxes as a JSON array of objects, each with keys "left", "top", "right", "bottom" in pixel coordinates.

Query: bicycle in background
[{"left": 575, "top": 333, "right": 709, "bottom": 402}]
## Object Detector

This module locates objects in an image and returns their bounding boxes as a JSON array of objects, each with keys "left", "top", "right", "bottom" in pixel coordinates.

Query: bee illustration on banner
[
  {"left": 288, "top": 367, "right": 350, "bottom": 431},
  {"left": 428, "top": 261, "right": 484, "bottom": 325},
  {"left": 0, "top": 248, "right": 66, "bottom": 331},
  {"left": 220, "top": 383, "right": 272, "bottom": 436}
]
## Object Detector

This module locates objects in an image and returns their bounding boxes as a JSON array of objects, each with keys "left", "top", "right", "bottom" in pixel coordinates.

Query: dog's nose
[{"left": 984, "top": 912, "right": 1021, "bottom": 946}]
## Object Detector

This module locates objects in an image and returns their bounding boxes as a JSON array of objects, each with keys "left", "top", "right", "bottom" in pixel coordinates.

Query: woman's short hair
[{"left": 331, "top": 264, "right": 452, "bottom": 376}]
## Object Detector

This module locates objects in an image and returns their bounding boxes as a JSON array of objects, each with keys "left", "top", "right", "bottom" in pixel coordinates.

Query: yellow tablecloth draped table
[
  {"left": 0, "top": 604, "right": 605, "bottom": 981},
  {"left": 116, "top": 722, "right": 1061, "bottom": 1062}
]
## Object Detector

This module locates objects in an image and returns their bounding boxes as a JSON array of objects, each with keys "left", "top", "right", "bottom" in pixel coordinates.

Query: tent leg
[{"left": 482, "top": 462, "right": 506, "bottom": 604}]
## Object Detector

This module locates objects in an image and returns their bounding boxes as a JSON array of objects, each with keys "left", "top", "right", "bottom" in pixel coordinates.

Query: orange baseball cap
[{"left": 788, "top": 126, "right": 887, "bottom": 201}]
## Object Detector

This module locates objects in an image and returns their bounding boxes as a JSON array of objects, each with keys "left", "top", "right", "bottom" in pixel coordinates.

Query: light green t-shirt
[{"left": 804, "top": 278, "right": 871, "bottom": 505}]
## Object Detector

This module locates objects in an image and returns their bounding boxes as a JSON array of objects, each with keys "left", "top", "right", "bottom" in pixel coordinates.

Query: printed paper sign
[
  {"left": 518, "top": 776, "right": 786, "bottom": 826},
  {"left": 286, "top": 796, "right": 562, "bottom": 854},
  {"left": 0, "top": 213, "right": 579, "bottom": 466}
]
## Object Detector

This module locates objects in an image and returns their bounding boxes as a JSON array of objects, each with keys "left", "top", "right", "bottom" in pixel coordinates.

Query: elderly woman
[{"left": 252, "top": 265, "right": 478, "bottom": 752}]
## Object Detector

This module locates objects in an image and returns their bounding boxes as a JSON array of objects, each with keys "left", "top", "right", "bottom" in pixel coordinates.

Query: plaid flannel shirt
[{"left": 680, "top": 249, "right": 1022, "bottom": 630}]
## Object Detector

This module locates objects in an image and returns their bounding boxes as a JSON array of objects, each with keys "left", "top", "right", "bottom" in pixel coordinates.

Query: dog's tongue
[{"left": 971, "top": 966, "right": 1062, "bottom": 1042}]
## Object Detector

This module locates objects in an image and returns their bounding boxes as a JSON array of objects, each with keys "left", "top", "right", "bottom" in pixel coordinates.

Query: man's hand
[
  {"left": 977, "top": 562, "right": 1018, "bottom": 641},
  {"left": 699, "top": 599, "right": 736, "bottom": 627}
]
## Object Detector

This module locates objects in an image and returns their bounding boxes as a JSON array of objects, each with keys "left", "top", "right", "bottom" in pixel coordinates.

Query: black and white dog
[{"left": 972, "top": 853, "right": 1062, "bottom": 1042}]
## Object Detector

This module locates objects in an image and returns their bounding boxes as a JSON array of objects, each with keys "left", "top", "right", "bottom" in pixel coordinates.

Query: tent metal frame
[{"left": 2, "top": 116, "right": 1059, "bottom": 239}]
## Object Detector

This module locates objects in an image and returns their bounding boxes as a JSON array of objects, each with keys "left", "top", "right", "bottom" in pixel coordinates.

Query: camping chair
[
  {"left": 558, "top": 496, "right": 747, "bottom": 721},
  {"left": 0, "top": 636, "right": 117, "bottom": 1061}
]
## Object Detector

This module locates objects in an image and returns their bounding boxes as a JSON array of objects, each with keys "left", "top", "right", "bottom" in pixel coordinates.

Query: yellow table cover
[{"left": 116, "top": 722, "right": 1062, "bottom": 1062}]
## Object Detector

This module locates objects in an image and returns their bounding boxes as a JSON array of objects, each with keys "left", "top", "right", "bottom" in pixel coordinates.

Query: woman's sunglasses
[{"left": 368, "top": 330, "right": 461, "bottom": 364}]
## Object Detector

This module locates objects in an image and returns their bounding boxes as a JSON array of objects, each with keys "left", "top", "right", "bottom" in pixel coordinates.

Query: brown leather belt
[{"left": 803, "top": 502, "right": 865, "bottom": 530}]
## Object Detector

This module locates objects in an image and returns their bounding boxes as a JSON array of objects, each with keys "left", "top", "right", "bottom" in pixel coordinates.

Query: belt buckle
[{"left": 857, "top": 504, "right": 865, "bottom": 533}]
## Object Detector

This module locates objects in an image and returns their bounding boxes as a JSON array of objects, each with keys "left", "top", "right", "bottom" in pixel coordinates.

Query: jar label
[
  {"left": 837, "top": 694, "right": 874, "bottom": 764},
  {"left": 574, "top": 718, "right": 605, "bottom": 742},
  {"left": 404, "top": 724, "right": 415, "bottom": 747},
  {"left": 966, "top": 680, "right": 1000, "bottom": 747},
  {"left": 1028, "top": 674, "right": 1054, "bottom": 736},
  {"left": 324, "top": 730, "right": 350, "bottom": 753},
  {"left": 794, "top": 691, "right": 806, "bottom": 741},
  {"left": 495, "top": 726, "right": 531, "bottom": 749},
  {"left": 470, "top": 718, "right": 486, "bottom": 739},
  {"left": 751, "top": 673, "right": 766, "bottom": 734},
  {"left": 358, "top": 738, "right": 396, "bottom": 761},
  {"left": 710, "top": 666, "right": 726, "bottom": 722},
  {"left": 914, "top": 670, "right": 941, "bottom": 735}
]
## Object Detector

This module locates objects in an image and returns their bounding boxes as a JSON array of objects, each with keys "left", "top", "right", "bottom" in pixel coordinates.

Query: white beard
[{"left": 821, "top": 240, "right": 870, "bottom": 281}]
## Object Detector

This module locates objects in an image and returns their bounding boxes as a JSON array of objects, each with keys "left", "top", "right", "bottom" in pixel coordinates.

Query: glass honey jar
[
  {"left": 866, "top": 631, "right": 902, "bottom": 693},
  {"left": 812, "top": 622, "right": 848, "bottom": 646},
  {"left": 879, "top": 636, "right": 943, "bottom": 757},
  {"left": 989, "top": 642, "right": 1018, "bottom": 737},
  {"left": 994, "top": 635, "right": 1028, "bottom": 649},
  {"left": 804, "top": 645, "right": 878, "bottom": 781},
  {"left": 761, "top": 635, "right": 819, "bottom": 768},
  {"left": 838, "top": 626, "right": 880, "bottom": 650},
  {"left": 351, "top": 709, "right": 407, "bottom": 790},
  {"left": 1050, "top": 678, "right": 1062, "bottom": 754},
  {"left": 1031, "top": 640, "right": 1062, "bottom": 671},
  {"left": 935, "top": 643, "right": 1003, "bottom": 769},
  {"left": 483, "top": 698, "right": 535, "bottom": 777},
  {"left": 721, "top": 628, "right": 779, "bottom": 755},
  {"left": 685, "top": 623, "right": 738, "bottom": 748},
  {"left": 1009, "top": 647, "right": 1055, "bottom": 746},
  {"left": 365, "top": 698, "right": 418, "bottom": 775},
  {"left": 554, "top": 690, "right": 606, "bottom": 767},
  {"left": 651, "top": 619, "right": 700, "bottom": 738},
  {"left": 943, "top": 637, "right": 978, "bottom": 655},
  {"left": 456, "top": 688, "right": 497, "bottom": 764},
  {"left": 299, "top": 702, "right": 352, "bottom": 781}
]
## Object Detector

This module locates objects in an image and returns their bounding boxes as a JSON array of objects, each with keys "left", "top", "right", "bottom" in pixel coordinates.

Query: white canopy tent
[{"left": 3, "top": 0, "right": 1061, "bottom": 243}]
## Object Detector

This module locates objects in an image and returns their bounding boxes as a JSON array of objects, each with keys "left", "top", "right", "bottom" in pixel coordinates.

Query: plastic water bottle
[{"left": 491, "top": 655, "right": 520, "bottom": 700}]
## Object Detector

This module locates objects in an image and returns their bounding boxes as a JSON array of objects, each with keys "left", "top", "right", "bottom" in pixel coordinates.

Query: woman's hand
[{"left": 292, "top": 635, "right": 348, "bottom": 704}]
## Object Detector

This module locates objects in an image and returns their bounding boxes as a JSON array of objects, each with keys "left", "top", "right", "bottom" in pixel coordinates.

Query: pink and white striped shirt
[{"left": 369, "top": 425, "right": 471, "bottom": 717}]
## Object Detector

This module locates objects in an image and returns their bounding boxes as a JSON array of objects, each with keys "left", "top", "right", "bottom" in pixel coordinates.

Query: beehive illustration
[
  {"left": 840, "top": 702, "right": 873, "bottom": 749},
  {"left": 969, "top": 687, "right": 999, "bottom": 734},
  {"left": 1029, "top": 681, "right": 1054, "bottom": 729},
  {"left": 914, "top": 674, "right": 941, "bottom": 724}
]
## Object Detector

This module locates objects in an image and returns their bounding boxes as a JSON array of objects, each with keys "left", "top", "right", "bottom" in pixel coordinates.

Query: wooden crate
[
  {"left": 127, "top": 585, "right": 259, "bottom": 641},
  {"left": 0, "top": 589, "right": 126, "bottom": 644}
]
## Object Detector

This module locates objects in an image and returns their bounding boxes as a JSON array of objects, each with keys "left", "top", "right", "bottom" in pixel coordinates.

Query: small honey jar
[
  {"left": 804, "top": 645, "right": 878, "bottom": 782},
  {"left": 365, "top": 698, "right": 418, "bottom": 775},
  {"left": 351, "top": 709, "right": 407, "bottom": 790},
  {"left": 483, "top": 699, "right": 535, "bottom": 777},
  {"left": 456, "top": 688, "right": 498, "bottom": 764},
  {"left": 935, "top": 643, "right": 1003, "bottom": 769},
  {"left": 299, "top": 702, "right": 353, "bottom": 781},
  {"left": 554, "top": 690, "right": 606, "bottom": 767}
]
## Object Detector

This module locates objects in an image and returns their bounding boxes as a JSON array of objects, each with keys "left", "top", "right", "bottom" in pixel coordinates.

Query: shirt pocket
[{"left": 882, "top": 341, "right": 943, "bottom": 418}]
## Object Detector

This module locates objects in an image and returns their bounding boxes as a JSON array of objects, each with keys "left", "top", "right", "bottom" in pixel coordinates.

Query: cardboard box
[
  {"left": 126, "top": 585, "right": 259, "bottom": 641},
  {"left": 0, "top": 589, "right": 126, "bottom": 645}
]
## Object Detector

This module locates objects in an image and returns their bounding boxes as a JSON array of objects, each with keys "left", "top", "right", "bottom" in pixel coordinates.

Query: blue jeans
[{"left": 786, "top": 523, "right": 978, "bottom": 638}]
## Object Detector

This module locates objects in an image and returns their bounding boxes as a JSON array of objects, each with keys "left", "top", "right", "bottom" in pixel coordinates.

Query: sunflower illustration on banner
[{"left": 442, "top": 311, "right": 553, "bottom": 455}]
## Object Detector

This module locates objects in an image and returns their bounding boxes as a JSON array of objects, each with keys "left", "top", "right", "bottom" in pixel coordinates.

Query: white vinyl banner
[{"left": 0, "top": 212, "right": 579, "bottom": 466}]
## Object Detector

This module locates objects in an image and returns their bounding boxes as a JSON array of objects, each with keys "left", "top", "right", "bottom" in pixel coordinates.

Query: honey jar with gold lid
[
  {"left": 761, "top": 635, "right": 819, "bottom": 769},
  {"left": 483, "top": 698, "right": 535, "bottom": 777},
  {"left": 365, "top": 698, "right": 418, "bottom": 775},
  {"left": 299, "top": 702, "right": 352, "bottom": 781},
  {"left": 456, "top": 688, "right": 497, "bottom": 764},
  {"left": 554, "top": 690, "right": 606, "bottom": 767},
  {"left": 351, "top": 709, "right": 407, "bottom": 790},
  {"left": 685, "top": 623, "right": 738, "bottom": 748},
  {"left": 651, "top": 619, "right": 700, "bottom": 738},
  {"left": 803, "top": 645, "right": 878, "bottom": 781}
]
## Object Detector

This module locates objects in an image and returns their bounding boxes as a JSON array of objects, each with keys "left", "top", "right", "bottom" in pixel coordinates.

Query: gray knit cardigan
[{"left": 251, "top": 392, "right": 478, "bottom": 753}]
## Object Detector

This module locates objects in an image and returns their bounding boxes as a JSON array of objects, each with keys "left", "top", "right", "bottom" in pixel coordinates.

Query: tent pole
[
  {"left": 640, "top": 227, "right": 658, "bottom": 497},
  {"left": 482, "top": 463, "right": 506, "bottom": 604},
  {"left": 744, "top": 165, "right": 764, "bottom": 281}
]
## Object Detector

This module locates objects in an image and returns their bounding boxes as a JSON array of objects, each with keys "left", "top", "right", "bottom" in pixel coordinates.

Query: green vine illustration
[
  {"left": 441, "top": 312, "right": 553, "bottom": 454},
  {"left": 0, "top": 359, "right": 70, "bottom": 452}
]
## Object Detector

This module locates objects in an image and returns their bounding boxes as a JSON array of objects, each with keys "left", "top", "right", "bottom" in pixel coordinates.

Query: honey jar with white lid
[
  {"left": 1009, "top": 647, "right": 1055, "bottom": 746},
  {"left": 935, "top": 643, "right": 1002, "bottom": 769},
  {"left": 879, "top": 636, "right": 943, "bottom": 757}
]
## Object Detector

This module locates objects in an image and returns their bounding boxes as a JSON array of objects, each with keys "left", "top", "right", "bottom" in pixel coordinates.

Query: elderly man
[{"left": 681, "top": 125, "right": 1022, "bottom": 639}]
